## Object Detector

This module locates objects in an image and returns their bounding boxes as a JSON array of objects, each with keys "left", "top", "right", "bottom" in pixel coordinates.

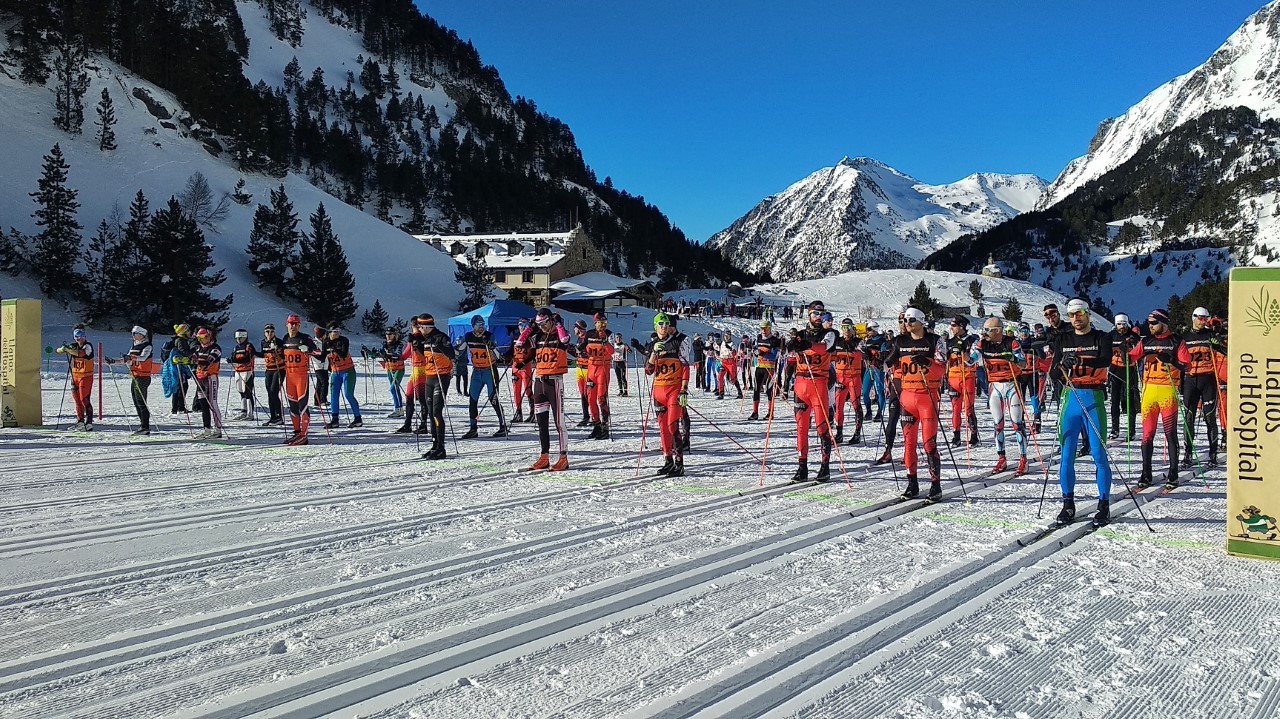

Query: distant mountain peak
[
  {"left": 708, "top": 158, "right": 1045, "bottom": 282},
  {"left": 1039, "top": 0, "right": 1280, "bottom": 208}
]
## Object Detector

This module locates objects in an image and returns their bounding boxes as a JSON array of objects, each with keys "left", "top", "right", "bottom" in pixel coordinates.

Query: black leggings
[
  {"left": 613, "top": 362, "right": 628, "bottom": 390},
  {"left": 131, "top": 375, "right": 151, "bottom": 429},
  {"left": 265, "top": 370, "right": 284, "bottom": 420},
  {"left": 1182, "top": 373, "right": 1221, "bottom": 452},
  {"left": 534, "top": 375, "right": 567, "bottom": 455}
]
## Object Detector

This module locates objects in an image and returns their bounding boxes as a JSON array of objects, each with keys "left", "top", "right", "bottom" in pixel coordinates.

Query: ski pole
[
  {"left": 1165, "top": 362, "right": 1208, "bottom": 486},
  {"left": 802, "top": 360, "right": 850, "bottom": 488},
  {"left": 108, "top": 361, "right": 136, "bottom": 434},
  {"left": 1062, "top": 372, "right": 1153, "bottom": 532},
  {"left": 683, "top": 403, "right": 763, "bottom": 463},
  {"left": 53, "top": 357, "right": 70, "bottom": 429},
  {"left": 921, "top": 366, "right": 967, "bottom": 499},
  {"left": 634, "top": 364, "right": 654, "bottom": 477}
]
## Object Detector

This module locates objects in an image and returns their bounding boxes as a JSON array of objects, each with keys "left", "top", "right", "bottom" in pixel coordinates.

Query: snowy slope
[
  {"left": 0, "top": 2, "right": 475, "bottom": 346},
  {"left": 707, "top": 158, "right": 1046, "bottom": 281},
  {"left": 1039, "top": 0, "right": 1280, "bottom": 208}
]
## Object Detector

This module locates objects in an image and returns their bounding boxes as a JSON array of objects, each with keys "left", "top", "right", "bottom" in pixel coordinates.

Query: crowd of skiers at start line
[{"left": 46, "top": 297, "right": 1226, "bottom": 522}]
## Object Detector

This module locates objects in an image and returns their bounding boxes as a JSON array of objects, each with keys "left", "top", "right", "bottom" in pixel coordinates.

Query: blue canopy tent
[{"left": 447, "top": 299, "right": 536, "bottom": 354}]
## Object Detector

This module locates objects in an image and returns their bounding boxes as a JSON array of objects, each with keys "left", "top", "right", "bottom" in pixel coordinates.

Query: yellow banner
[
  {"left": 1226, "top": 268, "right": 1280, "bottom": 559},
  {"left": 1, "top": 298, "right": 43, "bottom": 427}
]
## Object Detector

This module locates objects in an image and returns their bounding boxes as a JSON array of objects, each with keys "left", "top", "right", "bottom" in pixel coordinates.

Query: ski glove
[
  {"left": 912, "top": 353, "right": 933, "bottom": 367},
  {"left": 653, "top": 341, "right": 665, "bottom": 354},
  {"left": 833, "top": 382, "right": 845, "bottom": 391},
  {"left": 678, "top": 390, "right": 688, "bottom": 407},
  {"left": 1060, "top": 354, "right": 1080, "bottom": 369},
  {"left": 1155, "top": 351, "right": 1173, "bottom": 365}
]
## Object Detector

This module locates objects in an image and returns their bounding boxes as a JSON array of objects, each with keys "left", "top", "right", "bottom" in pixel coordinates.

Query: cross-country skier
[
  {"left": 190, "top": 327, "right": 224, "bottom": 439},
  {"left": 257, "top": 323, "right": 286, "bottom": 426},
  {"left": 611, "top": 332, "right": 631, "bottom": 396},
  {"left": 1181, "top": 306, "right": 1226, "bottom": 467},
  {"left": 1128, "top": 308, "right": 1191, "bottom": 489},
  {"left": 228, "top": 329, "right": 257, "bottom": 421},
  {"left": 56, "top": 326, "right": 95, "bottom": 431},
  {"left": 1107, "top": 314, "right": 1140, "bottom": 441},
  {"left": 509, "top": 318, "right": 535, "bottom": 422},
  {"left": 161, "top": 323, "right": 194, "bottom": 414},
  {"left": 282, "top": 314, "right": 321, "bottom": 445},
  {"left": 831, "top": 318, "right": 864, "bottom": 444},
  {"left": 786, "top": 301, "right": 838, "bottom": 483},
  {"left": 581, "top": 312, "right": 613, "bottom": 439},
  {"left": 643, "top": 312, "right": 692, "bottom": 476},
  {"left": 378, "top": 327, "right": 406, "bottom": 418},
  {"left": 747, "top": 318, "right": 782, "bottom": 421},
  {"left": 860, "top": 321, "right": 889, "bottom": 422},
  {"left": 105, "top": 326, "right": 154, "bottom": 435},
  {"left": 1049, "top": 298, "right": 1114, "bottom": 525},
  {"left": 884, "top": 308, "right": 946, "bottom": 498},
  {"left": 716, "top": 331, "right": 742, "bottom": 399},
  {"left": 460, "top": 315, "right": 508, "bottom": 439},
  {"left": 944, "top": 316, "right": 979, "bottom": 447},
  {"left": 407, "top": 314, "right": 455, "bottom": 459},
  {"left": 311, "top": 325, "right": 330, "bottom": 411},
  {"left": 571, "top": 320, "right": 591, "bottom": 426},
  {"left": 973, "top": 317, "right": 1029, "bottom": 475},
  {"left": 516, "top": 308, "right": 572, "bottom": 471},
  {"left": 323, "top": 326, "right": 363, "bottom": 429}
]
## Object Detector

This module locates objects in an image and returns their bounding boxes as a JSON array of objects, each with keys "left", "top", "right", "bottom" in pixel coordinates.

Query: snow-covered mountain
[
  {"left": 1038, "top": 0, "right": 1280, "bottom": 209},
  {"left": 707, "top": 158, "right": 1045, "bottom": 282}
]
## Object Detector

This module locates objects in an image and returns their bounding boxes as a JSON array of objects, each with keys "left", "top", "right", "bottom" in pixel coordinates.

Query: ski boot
[
  {"left": 528, "top": 454, "right": 550, "bottom": 471},
  {"left": 968, "top": 429, "right": 979, "bottom": 447},
  {"left": 927, "top": 480, "right": 943, "bottom": 501},
  {"left": 834, "top": 426, "right": 844, "bottom": 444},
  {"left": 901, "top": 476, "right": 920, "bottom": 499},
  {"left": 992, "top": 453, "right": 1007, "bottom": 473},
  {"left": 389, "top": 407, "right": 405, "bottom": 419},
  {"left": 790, "top": 460, "right": 808, "bottom": 483},
  {"left": 667, "top": 456, "right": 685, "bottom": 478},
  {"left": 848, "top": 432, "right": 862, "bottom": 445},
  {"left": 588, "top": 423, "right": 603, "bottom": 440},
  {"left": 324, "top": 417, "right": 339, "bottom": 429},
  {"left": 1055, "top": 495, "right": 1076, "bottom": 525},
  {"left": 393, "top": 422, "right": 412, "bottom": 434},
  {"left": 512, "top": 410, "right": 523, "bottom": 424},
  {"left": 1092, "top": 499, "right": 1110, "bottom": 527},
  {"left": 1207, "top": 449, "right": 1219, "bottom": 467},
  {"left": 576, "top": 415, "right": 592, "bottom": 427},
  {"left": 460, "top": 427, "right": 479, "bottom": 440},
  {"left": 414, "top": 423, "right": 430, "bottom": 435},
  {"left": 874, "top": 449, "right": 893, "bottom": 465},
  {"left": 747, "top": 411, "right": 759, "bottom": 421},
  {"left": 814, "top": 459, "right": 832, "bottom": 483},
  {"left": 657, "top": 456, "right": 675, "bottom": 476},
  {"left": 1136, "top": 470, "right": 1154, "bottom": 490},
  {"left": 348, "top": 417, "right": 363, "bottom": 428},
  {"left": 492, "top": 426, "right": 510, "bottom": 438},
  {"left": 1016, "top": 456, "right": 1028, "bottom": 476},
  {"left": 950, "top": 430, "right": 962, "bottom": 447},
  {"left": 598, "top": 423, "right": 610, "bottom": 440},
  {"left": 550, "top": 454, "right": 569, "bottom": 472},
  {"left": 131, "top": 427, "right": 151, "bottom": 436}
]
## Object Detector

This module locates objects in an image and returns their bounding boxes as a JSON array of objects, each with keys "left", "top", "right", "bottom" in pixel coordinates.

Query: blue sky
[{"left": 416, "top": 1, "right": 1267, "bottom": 242}]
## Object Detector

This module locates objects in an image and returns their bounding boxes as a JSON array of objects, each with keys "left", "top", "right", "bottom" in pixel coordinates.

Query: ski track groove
[
  {"left": 0, "top": 458, "right": 785, "bottom": 664},
  {"left": 0, "top": 479, "right": 836, "bottom": 717},
  {"left": 2, "top": 380, "right": 1238, "bottom": 719}
]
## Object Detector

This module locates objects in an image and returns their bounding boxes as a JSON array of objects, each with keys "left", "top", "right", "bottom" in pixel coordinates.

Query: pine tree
[
  {"left": 83, "top": 220, "right": 120, "bottom": 321},
  {"left": 361, "top": 299, "right": 390, "bottom": 334},
  {"left": 110, "top": 191, "right": 152, "bottom": 318},
  {"left": 1002, "top": 297, "right": 1023, "bottom": 322},
  {"left": 29, "top": 143, "right": 84, "bottom": 298},
  {"left": 455, "top": 252, "right": 494, "bottom": 311},
  {"left": 51, "top": 33, "right": 90, "bottom": 134},
  {"left": 94, "top": 88, "right": 117, "bottom": 151},
  {"left": 0, "top": 227, "right": 27, "bottom": 275},
  {"left": 231, "top": 178, "right": 253, "bottom": 205},
  {"left": 10, "top": 4, "right": 52, "bottom": 84},
  {"left": 908, "top": 280, "right": 940, "bottom": 319},
  {"left": 294, "top": 203, "right": 357, "bottom": 327},
  {"left": 283, "top": 56, "right": 304, "bottom": 93},
  {"left": 246, "top": 184, "right": 300, "bottom": 294},
  {"left": 139, "top": 197, "right": 232, "bottom": 329}
]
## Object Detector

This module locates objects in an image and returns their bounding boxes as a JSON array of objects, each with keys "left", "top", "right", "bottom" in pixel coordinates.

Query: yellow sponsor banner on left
[{"left": 1226, "top": 268, "right": 1280, "bottom": 559}]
